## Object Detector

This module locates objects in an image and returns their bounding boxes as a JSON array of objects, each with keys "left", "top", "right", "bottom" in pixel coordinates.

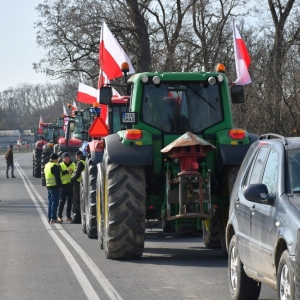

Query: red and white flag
[
  {"left": 77, "top": 83, "right": 97, "bottom": 105},
  {"left": 73, "top": 100, "right": 78, "bottom": 110},
  {"left": 99, "top": 21, "right": 135, "bottom": 80},
  {"left": 38, "top": 115, "right": 43, "bottom": 128},
  {"left": 233, "top": 20, "right": 251, "bottom": 85}
]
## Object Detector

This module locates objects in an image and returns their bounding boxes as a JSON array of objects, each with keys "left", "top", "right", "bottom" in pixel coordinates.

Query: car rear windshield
[{"left": 141, "top": 82, "right": 223, "bottom": 133}]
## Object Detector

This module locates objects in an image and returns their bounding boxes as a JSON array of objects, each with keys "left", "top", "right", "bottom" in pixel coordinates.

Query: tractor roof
[{"left": 128, "top": 71, "right": 227, "bottom": 84}]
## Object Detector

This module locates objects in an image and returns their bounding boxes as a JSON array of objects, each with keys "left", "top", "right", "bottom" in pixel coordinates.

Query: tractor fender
[
  {"left": 216, "top": 132, "right": 258, "bottom": 174},
  {"left": 104, "top": 133, "right": 153, "bottom": 166}
]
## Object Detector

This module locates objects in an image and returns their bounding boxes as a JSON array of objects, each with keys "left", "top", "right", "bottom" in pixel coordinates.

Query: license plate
[{"left": 121, "top": 113, "right": 136, "bottom": 123}]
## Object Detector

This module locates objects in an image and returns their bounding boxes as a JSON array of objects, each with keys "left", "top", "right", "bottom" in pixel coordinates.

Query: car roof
[{"left": 259, "top": 134, "right": 300, "bottom": 151}]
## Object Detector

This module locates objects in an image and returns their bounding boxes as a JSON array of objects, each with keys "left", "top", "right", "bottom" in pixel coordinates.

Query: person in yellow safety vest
[
  {"left": 57, "top": 152, "right": 76, "bottom": 223},
  {"left": 44, "top": 153, "right": 62, "bottom": 224},
  {"left": 70, "top": 150, "right": 86, "bottom": 224}
]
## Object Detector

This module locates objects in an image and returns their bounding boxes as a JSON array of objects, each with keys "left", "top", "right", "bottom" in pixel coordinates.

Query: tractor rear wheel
[
  {"left": 203, "top": 166, "right": 239, "bottom": 254},
  {"left": 84, "top": 155, "right": 98, "bottom": 239},
  {"left": 41, "top": 151, "right": 51, "bottom": 186},
  {"left": 100, "top": 151, "right": 146, "bottom": 259},
  {"left": 33, "top": 149, "right": 42, "bottom": 178}
]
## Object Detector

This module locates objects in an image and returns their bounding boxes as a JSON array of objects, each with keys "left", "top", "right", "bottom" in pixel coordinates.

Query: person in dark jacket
[
  {"left": 70, "top": 151, "right": 86, "bottom": 224},
  {"left": 45, "top": 153, "right": 62, "bottom": 224},
  {"left": 58, "top": 152, "right": 75, "bottom": 222},
  {"left": 5, "top": 145, "right": 16, "bottom": 178}
]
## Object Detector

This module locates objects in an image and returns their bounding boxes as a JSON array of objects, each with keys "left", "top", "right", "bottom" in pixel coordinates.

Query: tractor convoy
[{"left": 32, "top": 64, "right": 257, "bottom": 260}]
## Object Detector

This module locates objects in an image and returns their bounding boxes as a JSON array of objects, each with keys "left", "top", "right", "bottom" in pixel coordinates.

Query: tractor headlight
[
  {"left": 153, "top": 76, "right": 161, "bottom": 85},
  {"left": 208, "top": 77, "right": 216, "bottom": 85},
  {"left": 141, "top": 75, "right": 149, "bottom": 83}
]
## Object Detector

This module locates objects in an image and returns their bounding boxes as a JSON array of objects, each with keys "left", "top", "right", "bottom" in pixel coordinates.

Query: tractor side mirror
[
  {"left": 231, "top": 85, "right": 244, "bottom": 103},
  {"left": 99, "top": 86, "right": 112, "bottom": 105},
  {"left": 69, "top": 122, "right": 75, "bottom": 132},
  {"left": 43, "top": 128, "right": 48, "bottom": 135},
  {"left": 74, "top": 115, "right": 83, "bottom": 127},
  {"left": 83, "top": 109, "right": 91, "bottom": 123},
  {"left": 57, "top": 117, "right": 64, "bottom": 128}
]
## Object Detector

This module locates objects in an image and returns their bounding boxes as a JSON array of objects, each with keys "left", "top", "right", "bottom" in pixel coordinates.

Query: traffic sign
[{"left": 88, "top": 117, "right": 109, "bottom": 137}]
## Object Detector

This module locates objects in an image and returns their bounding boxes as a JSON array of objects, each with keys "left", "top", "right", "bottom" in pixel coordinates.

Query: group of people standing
[{"left": 45, "top": 151, "right": 86, "bottom": 224}]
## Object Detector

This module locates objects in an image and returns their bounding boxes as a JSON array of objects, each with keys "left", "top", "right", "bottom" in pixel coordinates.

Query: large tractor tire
[
  {"left": 33, "top": 149, "right": 42, "bottom": 178},
  {"left": 84, "top": 155, "right": 98, "bottom": 239},
  {"left": 80, "top": 177, "right": 87, "bottom": 234},
  {"left": 204, "top": 166, "right": 239, "bottom": 255},
  {"left": 41, "top": 151, "right": 51, "bottom": 186},
  {"left": 99, "top": 151, "right": 146, "bottom": 259}
]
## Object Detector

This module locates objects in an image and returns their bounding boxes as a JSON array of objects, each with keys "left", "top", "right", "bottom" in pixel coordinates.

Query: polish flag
[
  {"left": 73, "top": 101, "right": 78, "bottom": 110},
  {"left": 38, "top": 115, "right": 43, "bottom": 128},
  {"left": 77, "top": 83, "right": 97, "bottom": 105},
  {"left": 233, "top": 20, "right": 251, "bottom": 85},
  {"left": 99, "top": 21, "right": 135, "bottom": 80},
  {"left": 63, "top": 105, "right": 69, "bottom": 131}
]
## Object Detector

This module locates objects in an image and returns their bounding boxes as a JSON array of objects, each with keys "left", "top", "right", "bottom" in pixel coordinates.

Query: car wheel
[
  {"left": 277, "top": 250, "right": 295, "bottom": 300},
  {"left": 228, "top": 235, "right": 261, "bottom": 300}
]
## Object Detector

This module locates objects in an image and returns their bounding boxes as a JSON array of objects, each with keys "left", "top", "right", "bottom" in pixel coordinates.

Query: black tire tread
[
  {"left": 102, "top": 152, "right": 146, "bottom": 259},
  {"left": 85, "top": 157, "right": 98, "bottom": 239},
  {"left": 33, "top": 149, "right": 42, "bottom": 178}
]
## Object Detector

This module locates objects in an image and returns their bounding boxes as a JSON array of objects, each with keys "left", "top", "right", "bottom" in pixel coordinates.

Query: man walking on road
[
  {"left": 58, "top": 152, "right": 75, "bottom": 222},
  {"left": 70, "top": 151, "right": 86, "bottom": 224},
  {"left": 45, "top": 153, "right": 62, "bottom": 224},
  {"left": 5, "top": 145, "right": 16, "bottom": 178}
]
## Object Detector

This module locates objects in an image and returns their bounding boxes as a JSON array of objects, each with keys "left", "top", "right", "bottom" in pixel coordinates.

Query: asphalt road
[{"left": 0, "top": 153, "right": 277, "bottom": 300}]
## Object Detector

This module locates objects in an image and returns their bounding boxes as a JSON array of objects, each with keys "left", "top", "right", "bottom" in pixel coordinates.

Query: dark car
[{"left": 226, "top": 133, "right": 300, "bottom": 300}]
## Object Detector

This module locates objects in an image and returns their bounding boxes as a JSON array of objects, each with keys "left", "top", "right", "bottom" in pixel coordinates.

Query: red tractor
[
  {"left": 32, "top": 121, "right": 63, "bottom": 178},
  {"left": 54, "top": 107, "right": 92, "bottom": 162}
]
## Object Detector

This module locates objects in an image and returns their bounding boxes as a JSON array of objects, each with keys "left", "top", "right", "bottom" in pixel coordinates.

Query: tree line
[{"left": 1, "top": 0, "right": 300, "bottom": 135}]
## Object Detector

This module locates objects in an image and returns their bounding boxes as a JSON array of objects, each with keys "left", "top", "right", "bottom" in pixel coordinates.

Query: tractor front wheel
[{"left": 100, "top": 151, "right": 146, "bottom": 259}]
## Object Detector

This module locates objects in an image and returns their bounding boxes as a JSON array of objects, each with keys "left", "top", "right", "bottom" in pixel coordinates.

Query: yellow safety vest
[
  {"left": 45, "top": 161, "right": 57, "bottom": 187},
  {"left": 60, "top": 162, "right": 75, "bottom": 185},
  {"left": 77, "top": 159, "right": 86, "bottom": 182}
]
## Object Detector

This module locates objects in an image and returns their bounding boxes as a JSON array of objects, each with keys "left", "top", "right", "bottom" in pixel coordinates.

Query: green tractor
[{"left": 97, "top": 65, "right": 257, "bottom": 259}]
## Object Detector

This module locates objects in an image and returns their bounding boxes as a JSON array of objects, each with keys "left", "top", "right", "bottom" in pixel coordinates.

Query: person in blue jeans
[{"left": 44, "top": 153, "right": 62, "bottom": 224}]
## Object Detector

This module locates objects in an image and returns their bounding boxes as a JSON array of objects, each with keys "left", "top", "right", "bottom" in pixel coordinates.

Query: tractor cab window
[{"left": 141, "top": 82, "right": 223, "bottom": 133}]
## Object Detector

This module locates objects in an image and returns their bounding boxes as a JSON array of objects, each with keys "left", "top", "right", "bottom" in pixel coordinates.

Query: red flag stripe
[
  {"left": 236, "top": 39, "right": 251, "bottom": 68},
  {"left": 77, "top": 92, "right": 97, "bottom": 105}
]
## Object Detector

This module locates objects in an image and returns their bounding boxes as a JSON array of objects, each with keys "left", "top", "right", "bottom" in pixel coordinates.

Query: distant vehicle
[{"left": 226, "top": 133, "right": 300, "bottom": 300}]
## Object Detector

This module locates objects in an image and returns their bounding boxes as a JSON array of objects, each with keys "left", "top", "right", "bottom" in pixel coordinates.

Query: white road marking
[
  {"left": 16, "top": 161, "right": 124, "bottom": 300},
  {"left": 15, "top": 162, "right": 101, "bottom": 300}
]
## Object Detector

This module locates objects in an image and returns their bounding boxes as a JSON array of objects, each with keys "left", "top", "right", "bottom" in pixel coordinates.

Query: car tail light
[
  {"left": 125, "top": 129, "right": 142, "bottom": 140},
  {"left": 229, "top": 129, "right": 246, "bottom": 139}
]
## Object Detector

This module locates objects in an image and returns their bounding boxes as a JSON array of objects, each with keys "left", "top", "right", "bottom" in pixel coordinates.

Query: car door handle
[{"left": 250, "top": 205, "right": 256, "bottom": 212}]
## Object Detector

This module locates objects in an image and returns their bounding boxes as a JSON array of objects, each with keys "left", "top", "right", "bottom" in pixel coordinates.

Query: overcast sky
[{"left": 0, "top": 0, "right": 52, "bottom": 92}]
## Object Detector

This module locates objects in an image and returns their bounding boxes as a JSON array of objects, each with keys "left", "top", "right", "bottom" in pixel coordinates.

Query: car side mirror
[
  {"left": 244, "top": 183, "right": 273, "bottom": 205},
  {"left": 99, "top": 86, "right": 112, "bottom": 105},
  {"left": 231, "top": 85, "right": 244, "bottom": 103}
]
